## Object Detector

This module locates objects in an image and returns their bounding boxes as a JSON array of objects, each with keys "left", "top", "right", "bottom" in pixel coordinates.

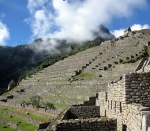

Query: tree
[
  {"left": 30, "top": 95, "right": 43, "bottom": 109},
  {"left": 42, "top": 101, "right": 56, "bottom": 112}
]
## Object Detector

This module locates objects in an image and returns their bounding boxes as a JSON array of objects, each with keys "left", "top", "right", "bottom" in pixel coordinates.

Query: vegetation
[
  {"left": 136, "top": 29, "right": 150, "bottom": 35},
  {"left": 0, "top": 105, "right": 51, "bottom": 122},
  {"left": 0, "top": 122, "right": 16, "bottom": 131},
  {"left": 30, "top": 95, "right": 43, "bottom": 109},
  {"left": 22, "top": 95, "right": 56, "bottom": 112},
  {"left": 121, "top": 46, "right": 149, "bottom": 64},
  {"left": 0, "top": 113, "right": 38, "bottom": 131},
  {"left": 42, "top": 101, "right": 56, "bottom": 112},
  {"left": 74, "top": 72, "right": 97, "bottom": 79}
]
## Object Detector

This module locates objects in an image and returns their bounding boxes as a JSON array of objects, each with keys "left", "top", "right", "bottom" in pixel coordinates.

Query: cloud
[
  {"left": 131, "top": 24, "right": 149, "bottom": 31},
  {"left": 0, "top": 21, "right": 10, "bottom": 45},
  {"left": 26, "top": 0, "right": 147, "bottom": 49},
  {"left": 112, "top": 24, "right": 150, "bottom": 37}
]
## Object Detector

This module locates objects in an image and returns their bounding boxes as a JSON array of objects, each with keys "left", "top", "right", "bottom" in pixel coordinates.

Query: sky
[{"left": 0, "top": 0, "right": 150, "bottom": 47}]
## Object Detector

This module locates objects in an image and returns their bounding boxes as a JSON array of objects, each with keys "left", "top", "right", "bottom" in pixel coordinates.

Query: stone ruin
[
  {"left": 2, "top": 30, "right": 150, "bottom": 131},
  {"left": 46, "top": 59, "right": 150, "bottom": 131},
  {"left": 48, "top": 106, "right": 117, "bottom": 131},
  {"left": 7, "top": 80, "right": 15, "bottom": 90},
  {"left": 124, "top": 27, "right": 131, "bottom": 34},
  {"left": 96, "top": 71, "right": 150, "bottom": 131}
]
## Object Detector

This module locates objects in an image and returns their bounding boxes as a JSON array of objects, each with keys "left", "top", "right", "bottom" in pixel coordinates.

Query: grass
[
  {"left": 0, "top": 122, "right": 16, "bottom": 131},
  {"left": 121, "top": 47, "right": 148, "bottom": 64},
  {"left": 0, "top": 113, "right": 38, "bottom": 131},
  {"left": 74, "top": 72, "right": 96, "bottom": 79},
  {"left": 50, "top": 102, "right": 69, "bottom": 107},
  {"left": 2, "top": 86, "right": 20, "bottom": 96},
  {"left": 0, "top": 105, "right": 50, "bottom": 122},
  {"left": 136, "top": 29, "right": 150, "bottom": 35}
]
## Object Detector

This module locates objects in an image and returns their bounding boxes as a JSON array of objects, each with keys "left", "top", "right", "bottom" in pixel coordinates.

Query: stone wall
[
  {"left": 48, "top": 106, "right": 117, "bottom": 131},
  {"left": 56, "top": 118, "right": 117, "bottom": 131},
  {"left": 96, "top": 71, "right": 150, "bottom": 131},
  {"left": 64, "top": 106, "right": 100, "bottom": 119},
  {"left": 96, "top": 78, "right": 125, "bottom": 117},
  {"left": 106, "top": 103, "right": 143, "bottom": 131},
  {"left": 141, "top": 107, "right": 150, "bottom": 131},
  {"left": 83, "top": 96, "right": 96, "bottom": 106},
  {"left": 0, "top": 110, "right": 42, "bottom": 126},
  {"left": 124, "top": 72, "right": 150, "bottom": 106},
  {"left": 0, "top": 117, "right": 26, "bottom": 131}
]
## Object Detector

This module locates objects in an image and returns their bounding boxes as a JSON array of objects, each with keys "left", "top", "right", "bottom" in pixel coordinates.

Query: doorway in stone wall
[{"left": 122, "top": 124, "right": 127, "bottom": 131}]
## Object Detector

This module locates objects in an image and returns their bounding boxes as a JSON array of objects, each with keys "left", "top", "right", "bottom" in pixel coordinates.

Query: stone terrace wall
[
  {"left": 48, "top": 106, "right": 117, "bottom": 131},
  {"left": 56, "top": 118, "right": 117, "bottom": 131},
  {"left": 0, "top": 110, "right": 42, "bottom": 126},
  {"left": 0, "top": 117, "right": 26, "bottom": 131},
  {"left": 124, "top": 72, "right": 150, "bottom": 106},
  {"left": 63, "top": 106, "right": 100, "bottom": 119}
]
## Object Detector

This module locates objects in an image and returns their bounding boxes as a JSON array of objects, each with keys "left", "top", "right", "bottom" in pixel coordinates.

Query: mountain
[
  {"left": 0, "top": 28, "right": 150, "bottom": 130},
  {"left": 0, "top": 25, "right": 114, "bottom": 93},
  {"left": 93, "top": 24, "right": 115, "bottom": 40}
]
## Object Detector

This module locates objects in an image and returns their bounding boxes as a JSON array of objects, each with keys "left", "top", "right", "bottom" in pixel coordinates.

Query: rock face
[{"left": 93, "top": 24, "right": 115, "bottom": 40}]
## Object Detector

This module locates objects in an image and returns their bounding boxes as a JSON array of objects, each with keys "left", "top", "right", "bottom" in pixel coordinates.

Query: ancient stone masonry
[
  {"left": 124, "top": 72, "right": 150, "bottom": 105},
  {"left": 7, "top": 80, "right": 15, "bottom": 90},
  {"left": 65, "top": 106, "right": 100, "bottom": 119},
  {"left": 96, "top": 71, "right": 150, "bottom": 131},
  {"left": 2, "top": 30, "right": 150, "bottom": 131},
  {"left": 124, "top": 27, "right": 131, "bottom": 34},
  {"left": 0, "top": 117, "right": 26, "bottom": 131},
  {"left": 48, "top": 106, "right": 117, "bottom": 131}
]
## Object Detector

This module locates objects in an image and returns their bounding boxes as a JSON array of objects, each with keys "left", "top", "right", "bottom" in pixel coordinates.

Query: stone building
[
  {"left": 96, "top": 71, "right": 150, "bottom": 131},
  {"left": 124, "top": 27, "right": 131, "bottom": 34},
  {"left": 7, "top": 80, "right": 15, "bottom": 90}
]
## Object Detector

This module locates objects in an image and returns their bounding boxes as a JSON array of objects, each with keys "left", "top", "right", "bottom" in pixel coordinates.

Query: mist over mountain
[
  {"left": 0, "top": 25, "right": 114, "bottom": 93},
  {"left": 29, "top": 24, "right": 115, "bottom": 52}
]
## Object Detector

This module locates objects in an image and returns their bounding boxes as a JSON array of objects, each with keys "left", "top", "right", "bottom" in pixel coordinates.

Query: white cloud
[
  {"left": 112, "top": 24, "right": 150, "bottom": 37},
  {"left": 131, "top": 24, "right": 149, "bottom": 31},
  {"left": 0, "top": 21, "right": 10, "bottom": 45},
  {"left": 111, "top": 29, "right": 124, "bottom": 38},
  {"left": 26, "top": 0, "right": 147, "bottom": 48}
]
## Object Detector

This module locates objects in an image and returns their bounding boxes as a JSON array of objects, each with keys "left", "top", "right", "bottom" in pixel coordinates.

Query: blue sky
[{"left": 0, "top": 0, "right": 150, "bottom": 46}]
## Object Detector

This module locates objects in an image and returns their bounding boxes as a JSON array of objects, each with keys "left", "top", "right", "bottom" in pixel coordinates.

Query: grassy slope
[{"left": 137, "top": 29, "right": 150, "bottom": 34}]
